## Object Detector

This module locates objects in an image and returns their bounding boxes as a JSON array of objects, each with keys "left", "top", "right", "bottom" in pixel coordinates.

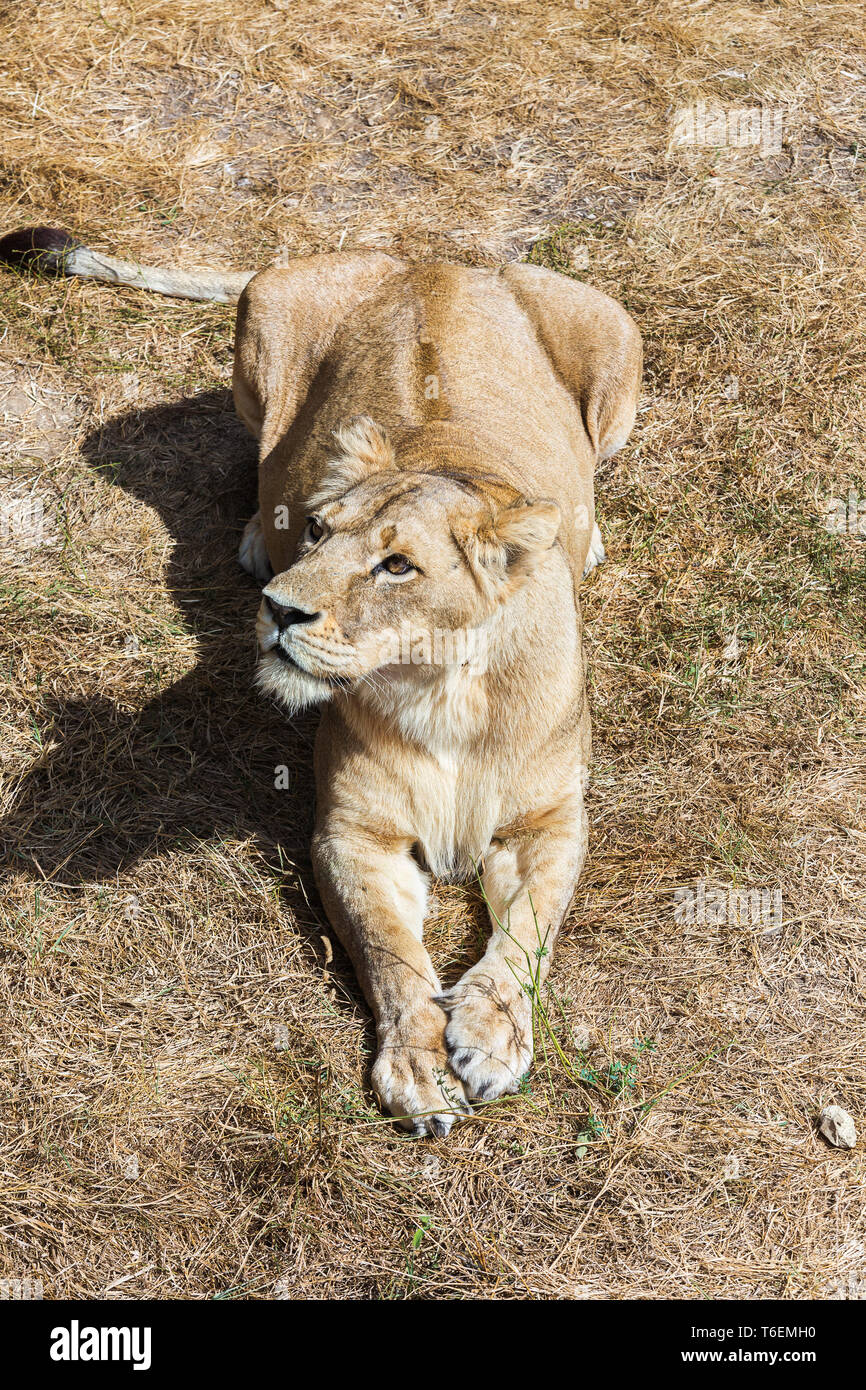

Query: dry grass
[{"left": 1, "top": 0, "right": 865, "bottom": 1300}]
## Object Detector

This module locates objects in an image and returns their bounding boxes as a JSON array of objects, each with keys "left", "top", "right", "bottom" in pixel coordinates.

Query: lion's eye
[
  {"left": 304, "top": 517, "right": 324, "bottom": 544},
  {"left": 381, "top": 554, "right": 414, "bottom": 576}
]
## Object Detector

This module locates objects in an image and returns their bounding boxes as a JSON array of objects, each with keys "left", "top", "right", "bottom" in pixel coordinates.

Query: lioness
[
  {"left": 233, "top": 255, "right": 641, "bottom": 1134},
  {"left": 1, "top": 229, "right": 641, "bottom": 1135}
]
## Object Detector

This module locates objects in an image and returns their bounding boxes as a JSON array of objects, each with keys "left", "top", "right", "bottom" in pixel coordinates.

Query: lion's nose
[{"left": 264, "top": 595, "right": 320, "bottom": 631}]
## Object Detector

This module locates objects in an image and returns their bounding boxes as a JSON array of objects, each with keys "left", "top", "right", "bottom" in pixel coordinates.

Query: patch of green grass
[
  {"left": 577, "top": 1038, "right": 658, "bottom": 1099},
  {"left": 525, "top": 220, "right": 609, "bottom": 277}
]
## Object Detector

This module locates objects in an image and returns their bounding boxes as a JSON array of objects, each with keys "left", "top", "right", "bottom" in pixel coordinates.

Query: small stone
[{"left": 819, "top": 1105, "right": 857, "bottom": 1149}]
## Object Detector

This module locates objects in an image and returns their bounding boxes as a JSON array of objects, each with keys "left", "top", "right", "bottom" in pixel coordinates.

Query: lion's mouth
[
  {"left": 265, "top": 642, "right": 350, "bottom": 689},
  {"left": 272, "top": 644, "right": 304, "bottom": 671}
]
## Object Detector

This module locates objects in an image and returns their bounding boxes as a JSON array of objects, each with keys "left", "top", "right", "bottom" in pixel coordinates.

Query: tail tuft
[{"left": 0, "top": 225, "right": 82, "bottom": 275}]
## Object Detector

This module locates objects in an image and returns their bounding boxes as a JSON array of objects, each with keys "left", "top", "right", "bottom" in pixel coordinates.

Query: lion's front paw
[
  {"left": 582, "top": 520, "right": 606, "bottom": 578},
  {"left": 238, "top": 510, "right": 273, "bottom": 583},
  {"left": 437, "top": 971, "right": 533, "bottom": 1102},
  {"left": 372, "top": 1011, "right": 472, "bottom": 1137}
]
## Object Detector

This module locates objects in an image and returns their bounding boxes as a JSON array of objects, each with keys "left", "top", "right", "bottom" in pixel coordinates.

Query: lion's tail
[{"left": 0, "top": 226, "right": 254, "bottom": 304}]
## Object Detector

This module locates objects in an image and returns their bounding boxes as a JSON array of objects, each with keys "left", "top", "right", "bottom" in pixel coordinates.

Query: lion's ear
[
  {"left": 308, "top": 416, "right": 397, "bottom": 506},
  {"left": 491, "top": 499, "right": 561, "bottom": 558},
  {"left": 464, "top": 498, "right": 561, "bottom": 593}
]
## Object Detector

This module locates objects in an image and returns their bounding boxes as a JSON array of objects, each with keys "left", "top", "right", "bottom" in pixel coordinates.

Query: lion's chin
[{"left": 255, "top": 649, "right": 338, "bottom": 714}]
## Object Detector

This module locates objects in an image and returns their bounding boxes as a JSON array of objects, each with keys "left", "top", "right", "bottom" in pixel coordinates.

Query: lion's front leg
[
  {"left": 438, "top": 800, "right": 588, "bottom": 1102},
  {"left": 312, "top": 818, "right": 471, "bottom": 1136}
]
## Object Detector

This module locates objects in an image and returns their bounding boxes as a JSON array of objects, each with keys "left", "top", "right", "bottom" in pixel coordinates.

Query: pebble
[{"left": 818, "top": 1105, "right": 857, "bottom": 1149}]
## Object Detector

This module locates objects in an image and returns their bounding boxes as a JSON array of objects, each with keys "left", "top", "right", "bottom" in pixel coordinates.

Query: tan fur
[{"left": 234, "top": 255, "right": 642, "bottom": 1134}]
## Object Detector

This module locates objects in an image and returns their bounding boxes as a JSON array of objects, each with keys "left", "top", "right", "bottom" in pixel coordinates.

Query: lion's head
[{"left": 255, "top": 417, "right": 561, "bottom": 713}]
